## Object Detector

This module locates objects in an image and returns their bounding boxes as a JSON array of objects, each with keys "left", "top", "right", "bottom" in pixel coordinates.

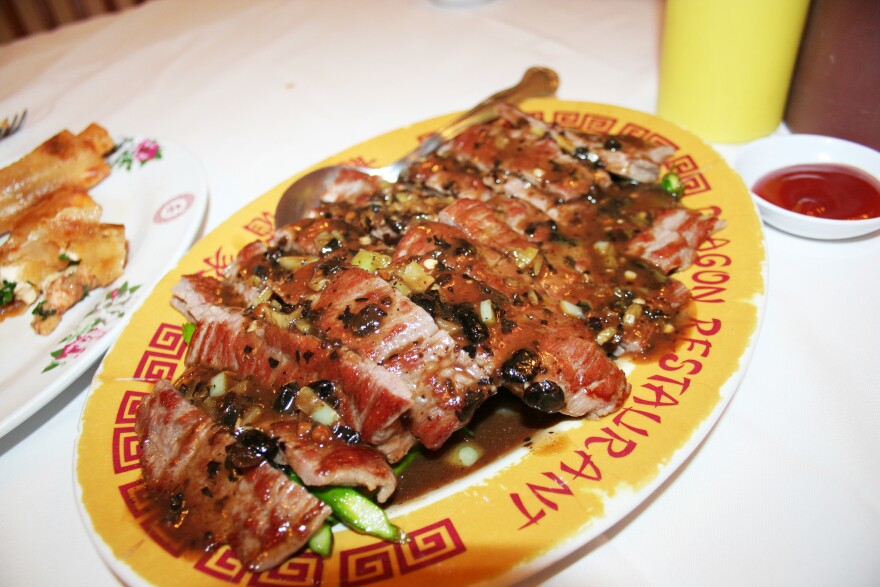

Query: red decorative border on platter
[
  {"left": 132, "top": 323, "right": 187, "bottom": 381},
  {"left": 339, "top": 519, "right": 465, "bottom": 586}
]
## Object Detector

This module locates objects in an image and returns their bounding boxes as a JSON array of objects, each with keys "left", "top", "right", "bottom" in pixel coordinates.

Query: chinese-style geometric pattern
[
  {"left": 132, "top": 323, "right": 187, "bottom": 382},
  {"left": 549, "top": 109, "right": 710, "bottom": 197},
  {"left": 339, "top": 519, "right": 466, "bottom": 587}
]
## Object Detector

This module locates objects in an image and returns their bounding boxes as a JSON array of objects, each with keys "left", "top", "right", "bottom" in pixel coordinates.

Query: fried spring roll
[
  {"left": 0, "top": 187, "right": 127, "bottom": 333},
  {"left": 0, "top": 124, "right": 115, "bottom": 233}
]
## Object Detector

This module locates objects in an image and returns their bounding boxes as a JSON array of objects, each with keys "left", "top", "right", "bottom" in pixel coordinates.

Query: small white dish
[
  {"left": 0, "top": 134, "right": 208, "bottom": 438},
  {"left": 735, "top": 134, "right": 880, "bottom": 239}
]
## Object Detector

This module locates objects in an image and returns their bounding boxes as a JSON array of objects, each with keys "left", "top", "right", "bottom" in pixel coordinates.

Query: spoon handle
[{"left": 404, "top": 66, "right": 560, "bottom": 164}]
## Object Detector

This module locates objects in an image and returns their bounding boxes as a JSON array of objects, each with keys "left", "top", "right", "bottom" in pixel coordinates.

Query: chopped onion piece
[
  {"left": 446, "top": 443, "right": 482, "bottom": 468},
  {"left": 397, "top": 261, "right": 434, "bottom": 293},
  {"left": 531, "top": 253, "right": 544, "bottom": 276},
  {"left": 479, "top": 299, "right": 496, "bottom": 324},
  {"left": 256, "top": 304, "right": 292, "bottom": 329},
  {"left": 560, "top": 300, "right": 585, "bottom": 318},
  {"left": 596, "top": 326, "right": 617, "bottom": 346},
  {"left": 295, "top": 386, "right": 341, "bottom": 426},
  {"left": 315, "top": 230, "right": 345, "bottom": 251},
  {"left": 308, "top": 276, "right": 329, "bottom": 292},
  {"left": 391, "top": 279, "right": 412, "bottom": 296},
  {"left": 593, "top": 241, "right": 613, "bottom": 255},
  {"left": 622, "top": 303, "right": 643, "bottom": 328},
  {"left": 457, "top": 445, "right": 480, "bottom": 467},
  {"left": 511, "top": 246, "right": 539, "bottom": 269},
  {"left": 255, "top": 287, "right": 273, "bottom": 304},
  {"left": 553, "top": 132, "right": 575, "bottom": 153},
  {"left": 351, "top": 249, "right": 391, "bottom": 272},
  {"left": 209, "top": 371, "right": 230, "bottom": 397},
  {"left": 528, "top": 120, "right": 546, "bottom": 137},
  {"left": 310, "top": 405, "right": 339, "bottom": 427},
  {"left": 240, "top": 405, "right": 262, "bottom": 425},
  {"left": 278, "top": 255, "right": 318, "bottom": 270},
  {"left": 593, "top": 240, "right": 618, "bottom": 270}
]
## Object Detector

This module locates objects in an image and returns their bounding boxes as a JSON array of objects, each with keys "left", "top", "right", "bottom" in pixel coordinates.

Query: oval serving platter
[{"left": 75, "top": 99, "right": 765, "bottom": 587}]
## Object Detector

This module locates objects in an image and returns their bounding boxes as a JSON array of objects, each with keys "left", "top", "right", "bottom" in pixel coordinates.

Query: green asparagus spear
[
  {"left": 306, "top": 522, "right": 334, "bottom": 558},
  {"left": 286, "top": 469, "right": 407, "bottom": 545}
]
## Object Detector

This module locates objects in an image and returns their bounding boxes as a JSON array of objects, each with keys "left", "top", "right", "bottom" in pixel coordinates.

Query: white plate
[
  {"left": 0, "top": 135, "right": 208, "bottom": 438},
  {"left": 735, "top": 134, "right": 880, "bottom": 239}
]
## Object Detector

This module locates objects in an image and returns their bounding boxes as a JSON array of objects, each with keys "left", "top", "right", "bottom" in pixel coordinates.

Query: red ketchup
[{"left": 752, "top": 163, "right": 880, "bottom": 220}]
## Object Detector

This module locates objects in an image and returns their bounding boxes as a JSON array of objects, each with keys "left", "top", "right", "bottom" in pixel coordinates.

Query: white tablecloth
[{"left": 1, "top": 1, "right": 878, "bottom": 585}]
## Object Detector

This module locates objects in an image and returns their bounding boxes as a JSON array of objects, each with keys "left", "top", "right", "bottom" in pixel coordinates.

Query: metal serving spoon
[{"left": 274, "top": 66, "right": 560, "bottom": 227}]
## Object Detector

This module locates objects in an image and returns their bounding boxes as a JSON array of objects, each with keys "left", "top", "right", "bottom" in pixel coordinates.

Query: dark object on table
[{"left": 784, "top": 0, "right": 880, "bottom": 150}]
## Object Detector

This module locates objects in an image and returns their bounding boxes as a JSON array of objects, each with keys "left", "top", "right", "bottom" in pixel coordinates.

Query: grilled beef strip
[
  {"left": 493, "top": 101, "right": 675, "bottom": 184},
  {"left": 186, "top": 300, "right": 417, "bottom": 460},
  {"left": 435, "top": 196, "right": 692, "bottom": 357},
  {"left": 184, "top": 241, "right": 495, "bottom": 451},
  {"left": 267, "top": 419, "right": 398, "bottom": 503},
  {"left": 136, "top": 380, "right": 332, "bottom": 572},
  {"left": 171, "top": 275, "right": 417, "bottom": 459},
  {"left": 442, "top": 113, "right": 603, "bottom": 204},
  {"left": 625, "top": 207, "right": 726, "bottom": 275},
  {"left": 392, "top": 219, "right": 630, "bottom": 417},
  {"left": 282, "top": 264, "right": 494, "bottom": 449},
  {"left": 172, "top": 366, "right": 399, "bottom": 503},
  {"left": 217, "top": 213, "right": 498, "bottom": 450}
]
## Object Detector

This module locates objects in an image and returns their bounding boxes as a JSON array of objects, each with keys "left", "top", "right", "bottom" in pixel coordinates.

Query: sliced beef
[
  {"left": 184, "top": 303, "right": 417, "bottom": 462},
  {"left": 171, "top": 273, "right": 248, "bottom": 322},
  {"left": 136, "top": 380, "right": 331, "bottom": 571},
  {"left": 301, "top": 266, "right": 494, "bottom": 449},
  {"left": 393, "top": 220, "right": 630, "bottom": 418},
  {"left": 438, "top": 197, "right": 601, "bottom": 304},
  {"left": 626, "top": 207, "right": 726, "bottom": 274},
  {"left": 267, "top": 419, "right": 397, "bottom": 503},
  {"left": 179, "top": 262, "right": 493, "bottom": 451},
  {"left": 292, "top": 265, "right": 440, "bottom": 363},
  {"left": 443, "top": 115, "right": 599, "bottom": 203},
  {"left": 404, "top": 157, "right": 494, "bottom": 201},
  {"left": 495, "top": 101, "right": 673, "bottom": 184}
]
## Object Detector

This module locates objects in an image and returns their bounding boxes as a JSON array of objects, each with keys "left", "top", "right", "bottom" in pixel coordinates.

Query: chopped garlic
[
  {"left": 596, "top": 326, "right": 617, "bottom": 346},
  {"left": 622, "top": 303, "right": 643, "bottom": 328},
  {"left": 397, "top": 261, "right": 434, "bottom": 293},
  {"left": 209, "top": 371, "right": 230, "bottom": 397},
  {"left": 278, "top": 255, "right": 318, "bottom": 270},
  {"left": 351, "top": 249, "right": 391, "bottom": 272},
  {"left": 511, "top": 246, "right": 539, "bottom": 269},
  {"left": 560, "top": 300, "right": 585, "bottom": 318},
  {"left": 479, "top": 299, "right": 496, "bottom": 324},
  {"left": 446, "top": 443, "right": 482, "bottom": 468}
]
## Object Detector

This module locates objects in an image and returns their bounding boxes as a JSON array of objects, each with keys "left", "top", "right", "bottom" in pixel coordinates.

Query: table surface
[{"left": 1, "top": 1, "right": 878, "bottom": 586}]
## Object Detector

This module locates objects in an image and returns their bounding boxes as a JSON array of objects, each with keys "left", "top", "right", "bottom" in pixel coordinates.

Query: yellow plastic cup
[{"left": 657, "top": 0, "right": 810, "bottom": 143}]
